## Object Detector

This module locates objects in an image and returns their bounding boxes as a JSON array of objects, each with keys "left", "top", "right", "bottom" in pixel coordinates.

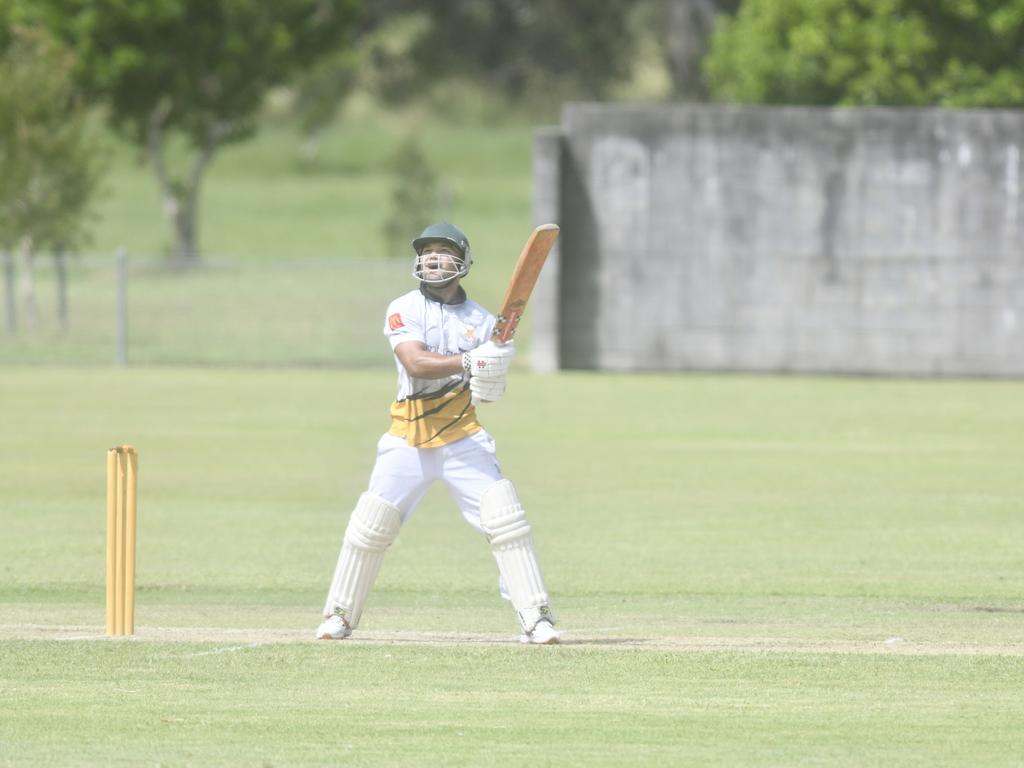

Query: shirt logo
[{"left": 388, "top": 313, "right": 405, "bottom": 330}]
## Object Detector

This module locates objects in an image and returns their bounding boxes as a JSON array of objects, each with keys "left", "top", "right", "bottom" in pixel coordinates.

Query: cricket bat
[{"left": 491, "top": 223, "right": 559, "bottom": 345}]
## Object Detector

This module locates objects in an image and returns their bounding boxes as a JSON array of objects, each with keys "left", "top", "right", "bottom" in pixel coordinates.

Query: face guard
[
  {"left": 412, "top": 248, "right": 471, "bottom": 285},
  {"left": 411, "top": 223, "right": 472, "bottom": 285}
]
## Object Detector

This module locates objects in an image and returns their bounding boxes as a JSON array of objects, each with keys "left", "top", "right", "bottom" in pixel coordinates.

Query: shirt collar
[{"left": 419, "top": 283, "right": 467, "bottom": 305}]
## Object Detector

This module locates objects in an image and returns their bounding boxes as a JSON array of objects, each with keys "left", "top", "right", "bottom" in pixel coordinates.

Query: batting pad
[
  {"left": 479, "top": 479, "right": 554, "bottom": 632},
  {"left": 323, "top": 493, "right": 401, "bottom": 629}
]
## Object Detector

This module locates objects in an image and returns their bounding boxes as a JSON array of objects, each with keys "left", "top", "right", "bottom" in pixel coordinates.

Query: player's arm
[
  {"left": 394, "top": 340, "right": 514, "bottom": 380},
  {"left": 393, "top": 341, "right": 464, "bottom": 379}
]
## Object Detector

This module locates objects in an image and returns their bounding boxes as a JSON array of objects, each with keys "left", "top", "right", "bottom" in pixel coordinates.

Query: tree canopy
[
  {"left": 705, "top": 0, "right": 1024, "bottom": 107},
  {"left": 43, "top": 0, "right": 363, "bottom": 146},
  {"left": 359, "top": 0, "right": 638, "bottom": 110},
  {"left": 0, "top": 25, "right": 105, "bottom": 252},
  {"left": 38, "top": 0, "right": 363, "bottom": 265}
]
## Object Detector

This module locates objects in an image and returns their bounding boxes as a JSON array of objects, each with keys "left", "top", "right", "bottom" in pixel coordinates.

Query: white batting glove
[
  {"left": 463, "top": 341, "right": 514, "bottom": 379},
  {"left": 470, "top": 375, "right": 506, "bottom": 403}
]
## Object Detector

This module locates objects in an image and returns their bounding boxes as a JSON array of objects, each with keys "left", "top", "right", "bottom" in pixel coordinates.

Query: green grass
[
  {"left": 7, "top": 94, "right": 1022, "bottom": 766},
  {"left": 1, "top": 112, "right": 540, "bottom": 366},
  {"left": 88, "top": 111, "right": 536, "bottom": 261},
  {"left": 4, "top": 642, "right": 1021, "bottom": 767},
  {"left": 3, "top": 98, "right": 1024, "bottom": 766},
  {"left": 0, "top": 256, "right": 425, "bottom": 366},
  {"left": 2, "top": 368, "right": 1024, "bottom": 765},
  {"left": 0, "top": 251, "right": 527, "bottom": 365}
]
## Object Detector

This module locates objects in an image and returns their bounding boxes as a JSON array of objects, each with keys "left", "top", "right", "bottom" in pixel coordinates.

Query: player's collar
[{"left": 419, "top": 282, "right": 467, "bottom": 305}]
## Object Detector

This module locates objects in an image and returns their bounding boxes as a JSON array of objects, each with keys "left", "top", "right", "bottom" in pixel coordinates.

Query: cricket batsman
[{"left": 316, "top": 222, "right": 560, "bottom": 645}]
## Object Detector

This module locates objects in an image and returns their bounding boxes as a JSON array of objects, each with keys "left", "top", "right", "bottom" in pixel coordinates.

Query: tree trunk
[
  {"left": 146, "top": 100, "right": 227, "bottom": 269},
  {"left": 665, "top": 0, "right": 719, "bottom": 101},
  {"left": 169, "top": 191, "right": 200, "bottom": 269},
  {"left": 3, "top": 250, "right": 15, "bottom": 333}
]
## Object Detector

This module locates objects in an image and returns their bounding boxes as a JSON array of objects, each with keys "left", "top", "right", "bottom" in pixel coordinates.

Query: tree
[
  {"left": 293, "top": 47, "right": 360, "bottom": 163},
  {"left": 41, "top": 0, "right": 362, "bottom": 267},
  {"left": 358, "top": 1, "right": 639, "bottom": 113},
  {"left": 0, "top": 25, "right": 106, "bottom": 331},
  {"left": 285, "top": 1, "right": 656, "bottom": 173},
  {"left": 705, "top": 0, "right": 1024, "bottom": 107},
  {"left": 633, "top": 0, "right": 743, "bottom": 102}
]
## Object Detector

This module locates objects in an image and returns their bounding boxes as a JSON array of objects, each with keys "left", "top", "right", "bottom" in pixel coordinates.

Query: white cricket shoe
[
  {"left": 316, "top": 613, "right": 351, "bottom": 640},
  {"left": 520, "top": 619, "right": 560, "bottom": 645}
]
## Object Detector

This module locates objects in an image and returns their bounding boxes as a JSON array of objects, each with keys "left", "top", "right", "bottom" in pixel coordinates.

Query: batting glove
[
  {"left": 463, "top": 341, "right": 514, "bottom": 379},
  {"left": 470, "top": 375, "right": 506, "bottom": 403}
]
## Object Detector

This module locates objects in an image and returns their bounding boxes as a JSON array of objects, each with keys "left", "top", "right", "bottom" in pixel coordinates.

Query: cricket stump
[{"left": 105, "top": 445, "right": 138, "bottom": 636}]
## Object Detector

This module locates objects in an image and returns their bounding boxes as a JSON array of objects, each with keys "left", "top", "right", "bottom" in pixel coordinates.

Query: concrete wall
[{"left": 532, "top": 104, "right": 1024, "bottom": 376}]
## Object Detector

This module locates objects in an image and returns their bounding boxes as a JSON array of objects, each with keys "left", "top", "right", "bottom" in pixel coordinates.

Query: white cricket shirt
[{"left": 384, "top": 287, "right": 496, "bottom": 401}]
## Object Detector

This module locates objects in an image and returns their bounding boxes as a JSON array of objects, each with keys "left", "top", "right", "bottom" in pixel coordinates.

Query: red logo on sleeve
[{"left": 388, "top": 313, "right": 405, "bottom": 331}]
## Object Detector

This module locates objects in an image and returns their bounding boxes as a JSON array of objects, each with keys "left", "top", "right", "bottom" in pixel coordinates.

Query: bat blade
[{"left": 492, "top": 223, "right": 559, "bottom": 344}]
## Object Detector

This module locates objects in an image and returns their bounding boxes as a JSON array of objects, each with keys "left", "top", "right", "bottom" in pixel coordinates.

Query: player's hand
[
  {"left": 470, "top": 375, "right": 506, "bottom": 403},
  {"left": 463, "top": 341, "right": 514, "bottom": 379}
]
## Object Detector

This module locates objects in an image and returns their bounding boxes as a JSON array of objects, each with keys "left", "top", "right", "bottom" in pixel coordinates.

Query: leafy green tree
[
  {"left": 359, "top": 1, "right": 638, "bottom": 113},
  {"left": 41, "top": 0, "right": 362, "bottom": 267},
  {"left": 293, "top": 47, "right": 360, "bottom": 163},
  {"left": 0, "top": 25, "right": 106, "bottom": 330},
  {"left": 638, "top": 0, "right": 743, "bottom": 101},
  {"left": 705, "top": 0, "right": 1024, "bottom": 107}
]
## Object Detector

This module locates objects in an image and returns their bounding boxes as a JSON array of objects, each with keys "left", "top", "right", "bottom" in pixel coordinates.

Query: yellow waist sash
[{"left": 389, "top": 386, "right": 481, "bottom": 448}]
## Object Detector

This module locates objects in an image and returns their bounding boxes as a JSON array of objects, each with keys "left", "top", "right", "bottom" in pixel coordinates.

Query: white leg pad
[
  {"left": 323, "top": 493, "right": 401, "bottom": 629},
  {"left": 479, "top": 479, "right": 554, "bottom": 632}
]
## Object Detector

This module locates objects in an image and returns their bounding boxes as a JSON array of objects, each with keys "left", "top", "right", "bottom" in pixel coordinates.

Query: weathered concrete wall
[{"left": 532, "top": 104, "right": 1024, "bottom": 376}]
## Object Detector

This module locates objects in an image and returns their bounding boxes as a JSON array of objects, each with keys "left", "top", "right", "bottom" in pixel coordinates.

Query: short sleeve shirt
[{"left": 384, "top": 288, "right": 496, "bottom": 401}]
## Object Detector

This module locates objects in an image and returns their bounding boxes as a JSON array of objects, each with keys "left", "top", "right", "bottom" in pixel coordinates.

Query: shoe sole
[{"left": 520, "top": 635, "right": 560, "bottom": 645}]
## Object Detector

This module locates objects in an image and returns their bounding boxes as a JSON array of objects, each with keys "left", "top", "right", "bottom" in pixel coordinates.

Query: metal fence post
[
  {"left": 55, "top": 247, "right": 69, "bottom": 335},
  {"left": 2, "top": 250, "right": 14, "bottom": 334},
  {"left": 115, "top": 247, "right": 127, "bottom": 366}
]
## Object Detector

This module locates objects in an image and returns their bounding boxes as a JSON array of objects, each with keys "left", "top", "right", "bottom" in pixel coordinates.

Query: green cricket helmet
[{"left": 411, "top": 222, "right": 472, "bottom": 283}]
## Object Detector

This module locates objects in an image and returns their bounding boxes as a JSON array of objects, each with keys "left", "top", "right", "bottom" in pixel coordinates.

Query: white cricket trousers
[{"left": 366, "top": 430, "right": 503, "bottom": 532}]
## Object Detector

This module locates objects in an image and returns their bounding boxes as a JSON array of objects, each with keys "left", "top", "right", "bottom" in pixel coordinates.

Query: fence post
[
  {"left": 115, "top": 247, "right": 127, "bottom": 366},
  {"left": 55, "top": 247, "right": 69, "bottom": 335},
  {"left": 2, "top": 250, "right": 14, "bottom": 334}
]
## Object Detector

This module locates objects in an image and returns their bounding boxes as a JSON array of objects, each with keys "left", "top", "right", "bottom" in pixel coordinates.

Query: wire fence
[{"left": 0, "top": 251, "right": 423, "bottom": 367}]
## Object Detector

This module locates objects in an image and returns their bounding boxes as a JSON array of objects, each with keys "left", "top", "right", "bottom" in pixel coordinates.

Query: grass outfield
[
  {"left": 88, "top": 111, "right": 535, "bottom": 261},
  {"left": 2, "top": 367, "right": 1024, "bottom": 765},
  {"left": 2, "top": 113, "right": 538, "bottom": 366}
]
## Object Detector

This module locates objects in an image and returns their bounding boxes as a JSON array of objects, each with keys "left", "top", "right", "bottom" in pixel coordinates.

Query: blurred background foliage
[
  {"left": 706, "top": 0, "right": 1024, "bottom": 107},
  {"left": 5, "top": 0, "right": 1021, "bottom": 267},
  {"left": 2, "top": 0, "right": 1023, "bottom": 364}
]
